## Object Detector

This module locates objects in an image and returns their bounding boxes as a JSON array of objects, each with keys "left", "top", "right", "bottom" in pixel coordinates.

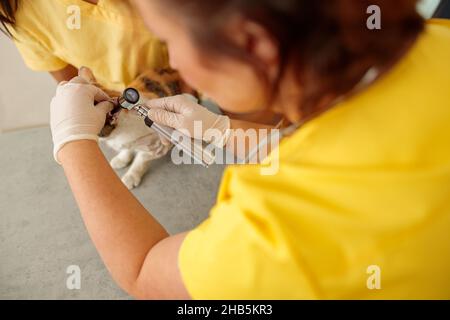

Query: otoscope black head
[{"left": 123, "top": 88, "right": 140, "bottom": 105}]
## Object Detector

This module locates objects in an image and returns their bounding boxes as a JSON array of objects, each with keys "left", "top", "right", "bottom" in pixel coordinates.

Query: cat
[{"left": 78, "top": 67, "right": 196, "bottom": 189}]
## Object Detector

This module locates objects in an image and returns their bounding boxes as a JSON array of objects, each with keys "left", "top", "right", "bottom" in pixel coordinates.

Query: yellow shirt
[
  {"left": 11, "top": 0, "right": 168, "bottom": 91},
  {"left": 179, "top": 20, "right": 450, "bottom": 300}
]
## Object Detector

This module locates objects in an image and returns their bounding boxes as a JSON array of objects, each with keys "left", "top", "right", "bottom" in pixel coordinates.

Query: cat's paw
[
  {"left": 121, "top": 173, "right": 142, "bottom": 190},
  {"left": 110, "top": 157, "right": 131, "bottom": 170}
]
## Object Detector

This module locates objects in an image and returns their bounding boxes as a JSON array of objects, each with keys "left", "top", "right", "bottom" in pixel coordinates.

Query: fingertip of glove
[{"left": 146, "top": 108, "right": 157, "bottom": 120}]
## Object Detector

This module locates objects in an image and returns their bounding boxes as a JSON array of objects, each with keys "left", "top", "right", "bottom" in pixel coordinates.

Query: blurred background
[{"left": 0, "top": 34, "right": 55, "bottom": 133}]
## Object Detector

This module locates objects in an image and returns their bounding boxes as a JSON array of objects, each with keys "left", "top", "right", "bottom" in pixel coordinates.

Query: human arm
[
  {"left": 145, "top": 95, "right": 278, "bottom": 160},
  {"left": 51, "top": 77, "right": 190, "bottom": 299},
  {"left": 58, "top": 141, "right": 190, "bottom": 299},
  {"left": 50, "top": 64, "right": 79, "bottom": 83}
]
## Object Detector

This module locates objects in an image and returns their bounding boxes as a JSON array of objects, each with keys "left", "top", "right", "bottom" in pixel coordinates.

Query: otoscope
[{"left": 116, "top": 88, "right": 215, "bottom": 167}]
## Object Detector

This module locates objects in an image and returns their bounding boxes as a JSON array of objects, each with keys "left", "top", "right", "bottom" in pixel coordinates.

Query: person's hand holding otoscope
[{"left": 115, "top": 88, "right": 230, "bottom": 167}]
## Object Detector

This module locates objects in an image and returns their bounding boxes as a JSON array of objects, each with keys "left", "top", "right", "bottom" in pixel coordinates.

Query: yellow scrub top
[
  {"left": 10, "top": 0, "right": 168, "bottom": 91},
  {"left": 179, "top": 20, "right": 450, "bottom": 300}
]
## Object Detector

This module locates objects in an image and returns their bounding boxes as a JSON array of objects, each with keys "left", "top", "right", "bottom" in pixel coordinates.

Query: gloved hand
[
  {"left": 50, "top": 76, "right": 113, "bottom": 164},
  {"left": 145, "top": 95, "right": 231, "bottom": 147}
]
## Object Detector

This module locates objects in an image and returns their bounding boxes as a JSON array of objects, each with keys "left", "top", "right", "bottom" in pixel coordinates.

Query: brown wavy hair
[
  {"left": 156, "top": 0, "right": 424, "bottom": 121},
  {"left": 0, "top": 0, "right": 18, "bottom": 37}
]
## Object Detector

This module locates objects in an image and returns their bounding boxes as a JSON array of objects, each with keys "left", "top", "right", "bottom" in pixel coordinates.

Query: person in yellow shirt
[
  {"left": 0, "top": 0, "right": 168, "bottom": 89},
  {"left": 43, "top": 0, "right": 450, "bottom": 299}
]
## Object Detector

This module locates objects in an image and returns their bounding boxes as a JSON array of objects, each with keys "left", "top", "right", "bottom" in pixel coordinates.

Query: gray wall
[{"left": 0, "top": 35, "right": 55, "bottom": 133}]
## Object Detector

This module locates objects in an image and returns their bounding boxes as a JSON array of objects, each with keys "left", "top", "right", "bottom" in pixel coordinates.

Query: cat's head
[
  {"left": 79, "top": 66, "right": 195, "bottom": 138},
  {"left": 99, "top": 105, "right": 122, "bottom": 138}
]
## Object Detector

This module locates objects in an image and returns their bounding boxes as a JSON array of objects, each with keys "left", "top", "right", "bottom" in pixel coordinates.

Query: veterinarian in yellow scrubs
[
  {"left": 47, "top": 0, "right": 450, "bottom": 300},
  {"left": 2, "top": 0, "right": 168, "bottom": 90}
]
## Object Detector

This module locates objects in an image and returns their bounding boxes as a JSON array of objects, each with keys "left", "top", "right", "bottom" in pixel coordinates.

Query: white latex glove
[
  {"left": 50, "top": 76, "right": 113, "bottom": 164},
  {"left": 145, "top": 95, "right": 231, "bottom": 147}
]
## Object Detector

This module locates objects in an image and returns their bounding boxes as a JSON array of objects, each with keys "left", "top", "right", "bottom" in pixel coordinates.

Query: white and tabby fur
[
  {"left": 78, "top": 66, "right": 193, "bottom": 189},
  {"left": 101, "top": 111, "right": 171, "bottom": 189}
]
